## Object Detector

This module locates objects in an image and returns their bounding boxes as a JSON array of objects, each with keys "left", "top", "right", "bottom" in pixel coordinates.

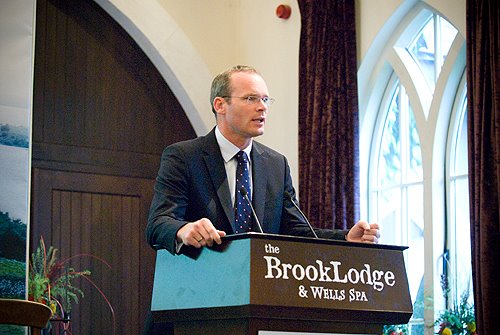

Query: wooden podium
[{"left": 150, "top": 233, "right": 412, "bottom": 334}]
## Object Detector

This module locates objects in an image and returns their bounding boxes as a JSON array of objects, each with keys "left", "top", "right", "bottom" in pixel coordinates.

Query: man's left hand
[{"left": 346, "top": 221, "right": 380, "bottom": 243}]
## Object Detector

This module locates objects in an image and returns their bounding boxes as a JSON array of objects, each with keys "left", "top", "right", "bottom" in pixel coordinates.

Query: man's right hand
[{"left": 176, "top": 218, "right": 226, "bottom": 248}]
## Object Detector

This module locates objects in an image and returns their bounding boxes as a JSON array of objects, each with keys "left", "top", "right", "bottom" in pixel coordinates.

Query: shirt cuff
[{"left": 175, "top": 239, "right": 184, "bottom": 254}]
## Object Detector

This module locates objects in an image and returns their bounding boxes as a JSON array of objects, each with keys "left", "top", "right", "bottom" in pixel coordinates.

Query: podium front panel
[
  {"left": 249, "top": 237, "right": 412, "bottom": 314},
  {"left": 151, "top": 239, "right": 252, "bottom": 311},
  {"left": 151, "top": 233, "right": 412, "bottom": 327}
]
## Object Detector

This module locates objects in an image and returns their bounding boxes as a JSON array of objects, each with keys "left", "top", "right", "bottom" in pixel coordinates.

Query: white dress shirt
[{"left": 215, "top": 126, "right": 253, "bottom": 206}]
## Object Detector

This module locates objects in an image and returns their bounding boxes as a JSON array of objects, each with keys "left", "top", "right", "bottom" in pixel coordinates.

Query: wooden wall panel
[
  {"left": 31, "top": 0, "right": 198, "bottom": 333},
  {"left": 32, "top": 0, "right": 196, "bottom": 178},
  {"left": 31, "top": 168, "right": 156, "bottom": 334}
]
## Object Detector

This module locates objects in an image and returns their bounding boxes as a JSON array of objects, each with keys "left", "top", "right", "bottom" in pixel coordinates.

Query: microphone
[
  {"left": 240, "top": 186, "right": 264, "bottom": 233},
  {"left": 284, "top": 191, "right": 318, "bottom": 238}
]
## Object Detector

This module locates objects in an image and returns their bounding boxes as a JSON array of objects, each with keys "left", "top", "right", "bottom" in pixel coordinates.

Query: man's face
[{"left": 215, "top": 72, "right": 269, "bottom": 148}]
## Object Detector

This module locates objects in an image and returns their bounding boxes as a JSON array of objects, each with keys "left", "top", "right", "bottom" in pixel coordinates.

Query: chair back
[{"left": 0, "top": 298, "right": 52, "bottom": 335}]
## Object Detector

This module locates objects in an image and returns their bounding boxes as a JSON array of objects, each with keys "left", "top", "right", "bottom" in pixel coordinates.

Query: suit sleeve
[{"left": 146, "top": 145, "right": 191, "bottom": 253}]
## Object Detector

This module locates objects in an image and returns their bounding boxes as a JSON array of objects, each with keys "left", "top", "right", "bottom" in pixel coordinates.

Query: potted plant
[
  {"left": 435, "top": 291, "right": 476, "bottom": 335},
  {"left": 382, "top": 323, "right": 408, "bottom": 335},
  {"left": 28, "top": 237, "right": 115, "bottom": 334}
]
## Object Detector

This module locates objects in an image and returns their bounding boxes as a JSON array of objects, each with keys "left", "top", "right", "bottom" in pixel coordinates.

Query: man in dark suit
[{"left": 146, "top": 65, "right": 380, "bottom": 255}]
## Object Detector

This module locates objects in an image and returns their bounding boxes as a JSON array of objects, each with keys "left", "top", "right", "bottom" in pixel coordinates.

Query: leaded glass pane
[
  {"left": 454, "top": 108, "right": 468, "bottom": 176},
  {"left": 450, "top": 101, "right": 472, "bottom": 305},
  {"left": 407, "top": 109, "right": 423, "bottom": 183},
  {"left": 408, "top": 16, "right": 435, "bottom": 87},
  {"left": 407, "top": 14, "right": 458, "bottom": 90},
  {"left": 378, "top": 87, "right": 401, "bottom": 187},
  {"left": 378, "top": 187, "right": 401, "bottom": 245},
  {"left": 407, "top": 184, "right": 425, "bottom": 302},
  {"left": 439, "top": 16, "right": 458, "bottom": 73}
]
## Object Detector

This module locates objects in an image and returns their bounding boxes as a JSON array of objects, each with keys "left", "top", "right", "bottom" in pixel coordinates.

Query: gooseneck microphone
[
  {"left": 284, "top": 191, "right": 318, "bottom": 238},
  {"left": 240, "top": 186, "right": 264, "bottom": 233}
]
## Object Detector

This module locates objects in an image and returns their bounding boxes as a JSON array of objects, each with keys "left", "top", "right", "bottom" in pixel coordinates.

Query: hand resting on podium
[
  {"left": 345, "top": 220, "right": 380, "bottom": 243},
  {"left": 176, "top": 218, "right": 227, "bottom": 248},
  {"left": 175, "top": 218, "right": 380, "bottom": 250}
]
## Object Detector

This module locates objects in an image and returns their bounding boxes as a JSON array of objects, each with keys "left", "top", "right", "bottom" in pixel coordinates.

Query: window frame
[{"left": 444, "top": 74, "right": 471, "bottom": 307}]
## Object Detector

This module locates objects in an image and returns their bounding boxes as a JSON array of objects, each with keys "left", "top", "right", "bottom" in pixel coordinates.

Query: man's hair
[{"left": 210, "top": 65, "right": 260, "bottom": 115}]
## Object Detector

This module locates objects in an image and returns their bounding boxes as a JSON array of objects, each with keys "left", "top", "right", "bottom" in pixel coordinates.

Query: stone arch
[{"left": 95, "top": 0, "right": 213, "bottom": 135}]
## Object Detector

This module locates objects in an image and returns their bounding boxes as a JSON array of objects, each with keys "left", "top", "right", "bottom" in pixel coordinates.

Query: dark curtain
[
  {"left": 466, "top": 1, "right": 500, "bottom": 334},
  {"left": 297, "top": 0, "right": 359, "bottom": 230}
]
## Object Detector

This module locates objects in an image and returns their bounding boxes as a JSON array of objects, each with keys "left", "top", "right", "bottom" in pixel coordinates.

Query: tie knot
[{"left": 236, "top": 151, "right": 249, "bottom": 164}]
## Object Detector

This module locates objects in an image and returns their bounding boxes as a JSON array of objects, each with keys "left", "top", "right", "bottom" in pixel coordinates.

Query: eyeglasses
[{"left": 222, "top": 95, "right": 275, "bottom": 107}]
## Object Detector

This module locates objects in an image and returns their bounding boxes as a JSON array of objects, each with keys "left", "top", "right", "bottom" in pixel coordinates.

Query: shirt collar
[{"left": 215, "top": 126, "right": 252, "bottom": 162}]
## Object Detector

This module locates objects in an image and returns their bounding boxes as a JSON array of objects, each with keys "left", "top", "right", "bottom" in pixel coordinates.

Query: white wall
[
  {"left": 159, "top": 0, "right": 302, "bottom": 183},
  {"left": 95, "top": 0, "right": 465, "bottom": 193}
]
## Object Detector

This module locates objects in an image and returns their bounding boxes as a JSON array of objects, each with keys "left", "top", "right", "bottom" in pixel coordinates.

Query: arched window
[{"left": 362, "top": 4, "right": 468, "bottom": 334}]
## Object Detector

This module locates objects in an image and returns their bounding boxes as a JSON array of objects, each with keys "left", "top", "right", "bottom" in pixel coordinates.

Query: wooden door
[{"left": 31, "top": 169, "right": 155, "bottom": 334}]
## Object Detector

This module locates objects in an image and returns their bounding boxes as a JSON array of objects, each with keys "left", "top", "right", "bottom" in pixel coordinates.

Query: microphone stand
[{"left": 240, "top": 186, "right": 264, "bottom": 233}]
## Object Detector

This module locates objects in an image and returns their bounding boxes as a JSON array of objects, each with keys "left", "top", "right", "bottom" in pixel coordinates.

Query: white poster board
[{"left": 0, "top": 0, "right": 35, "bottom": 302}]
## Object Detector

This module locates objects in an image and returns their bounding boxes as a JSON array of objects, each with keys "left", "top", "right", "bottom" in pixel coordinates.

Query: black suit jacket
[{"left": 146, "top": 128, "right": 347, "bottom": 254}]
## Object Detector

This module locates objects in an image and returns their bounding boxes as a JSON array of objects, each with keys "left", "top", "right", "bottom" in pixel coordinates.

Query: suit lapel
[
  {"left": 202, "top": 130, "right": 234, "bottom": 231},
  {"left": 251, "top": 143, "right": 267, "bottom": 231}
]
